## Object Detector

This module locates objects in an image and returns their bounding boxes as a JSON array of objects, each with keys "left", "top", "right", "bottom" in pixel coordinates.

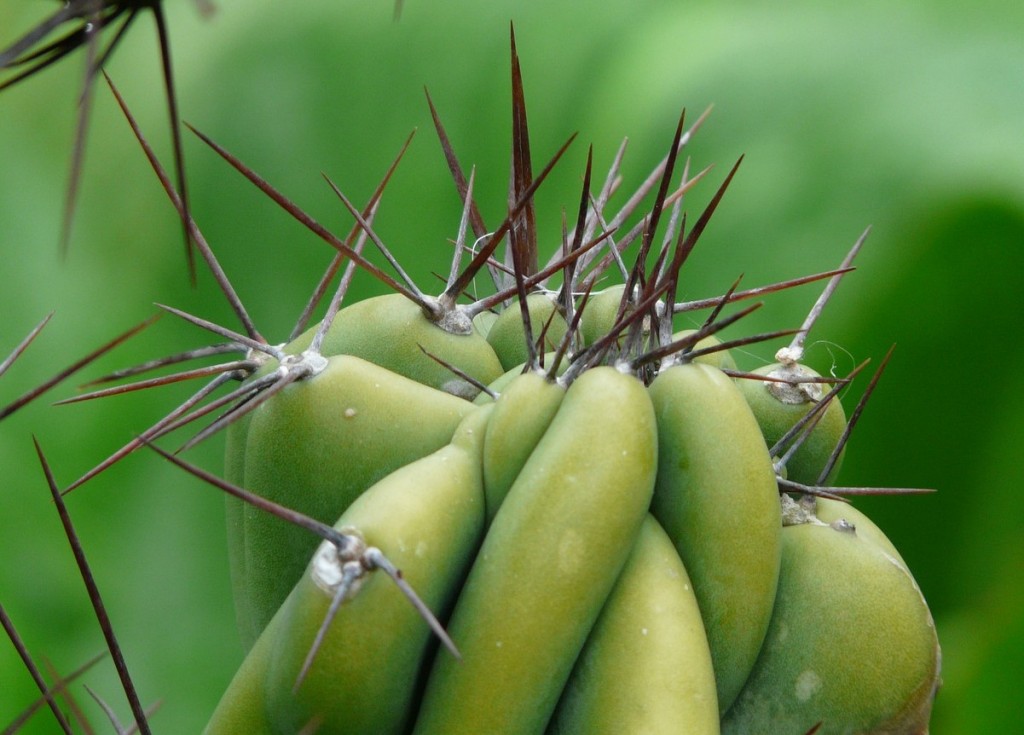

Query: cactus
[{"left": 1, "top": 22, "right": 943, "bottom": 735}]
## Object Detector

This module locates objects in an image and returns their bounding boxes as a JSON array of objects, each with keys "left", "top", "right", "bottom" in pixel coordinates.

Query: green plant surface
[{"left": 1, "top": 0, "right": 1022, "bottom": 732}]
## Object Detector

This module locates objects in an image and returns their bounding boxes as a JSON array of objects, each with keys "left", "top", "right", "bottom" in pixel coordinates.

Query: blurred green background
[{"left": 1, "top": 0, "right": 1022, "bottom": 731}]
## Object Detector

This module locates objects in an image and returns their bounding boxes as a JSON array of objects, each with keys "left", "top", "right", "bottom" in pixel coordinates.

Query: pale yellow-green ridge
[
  {"left": 648, "top": 361, "right": 781, "bottom": 713},
  {"left": 548, "top": 514, "right": 720, "bottom": 735},
  {"left": 412, "top": 366, "right": 658, "bottom": 735},
  {"left": 481, "top": 369, "right": 565, "bottom": 522}
]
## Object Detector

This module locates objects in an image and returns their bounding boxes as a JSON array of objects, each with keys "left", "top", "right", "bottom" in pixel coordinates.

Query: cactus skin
[
  {"left": 485, "top": 292, "right": 569, "bottom": 371},
  {"left": 192, "top": 73, "right": 941, "bottom": 732},
  {"left": 471, "top": 309, "right": 499, "bottom": 339},
  {"left": 481, "top": 370, "right": 565, "bottom": 522},
  {"left": 578, "top": 285, "right": 628, "bottom": 347},
  {"left": 227, "top": 354, "right": 474, "bottom": 649},
  {"left": 472, "top": 352, "right": 568, "bottom": 407},
  {"left": 721, "top": 519, "right": 941, "bottom": 735},
  {"left": 649, "top": 362, "right": 781, "bottom": 714},
  {"left": 673, "top": 329, "right": 738, "bottom": 371},
  {"left": 814, "top": 497, "right": 908, "bottom": 570},
  {"left": 548, "top": 515, "right": 720, "bottom": 735},
  {"left": 288, "top": 293, "right": 504, "bottom": 398},
  {"left": 207, "top": 406, "right": 490, "bottom": 735},
  {"left": 412, "top": 366, "right": 658, "bottom": 735},
  {"left": 736, "top": 362, "right": 847, "bottom": 485}
]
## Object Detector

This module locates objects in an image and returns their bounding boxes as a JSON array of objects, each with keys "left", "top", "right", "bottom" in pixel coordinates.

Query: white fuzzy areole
[
  {"left": 426, "top": 297, "right": 475, "bottom": 335},
  {"left": 311, "top": 539, "right": 345, "bottom": 592},
  {"left": 780, "top": 493, "right": 827, "bottom": 527},
  {"left": 310, "top": 532, "right": 366, "bottom": 600},
  {"left": 765, "top": 363, "right": 825, "bottom": 404},
  {"left": 299, "top": 350, "right": 329, "bottom": 375}
]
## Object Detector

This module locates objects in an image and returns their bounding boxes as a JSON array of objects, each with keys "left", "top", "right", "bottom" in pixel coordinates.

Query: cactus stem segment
[
  {"left": 143, "top": 439, "right": 462, "bottom": 674},
  {"left": 298, "top": 538, "right": 463, "bottom": 692}
]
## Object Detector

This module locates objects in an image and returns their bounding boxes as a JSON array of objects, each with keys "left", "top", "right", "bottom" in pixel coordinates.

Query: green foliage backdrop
[{"left": 1, "top": 0, "right": 1022, "bottom": 731}]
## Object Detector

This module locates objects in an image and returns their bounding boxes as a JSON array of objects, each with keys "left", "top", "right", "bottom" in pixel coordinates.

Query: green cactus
[
  {"left": 0, "top": 22, "right": 944, "bottom": 735},
  {"left": 201, "top": 96, "right": 940, "bottom": 731}
]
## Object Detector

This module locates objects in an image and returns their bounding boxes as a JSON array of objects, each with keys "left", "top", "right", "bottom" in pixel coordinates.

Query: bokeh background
[{"left": 1, "top": 0, "right": 1022, "bottom": 731}]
